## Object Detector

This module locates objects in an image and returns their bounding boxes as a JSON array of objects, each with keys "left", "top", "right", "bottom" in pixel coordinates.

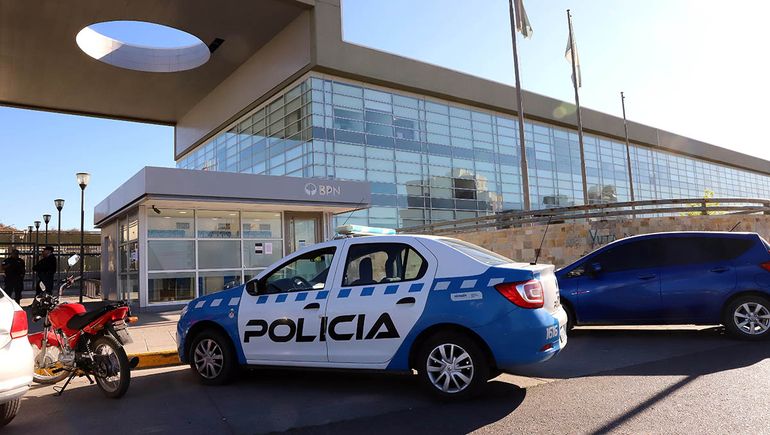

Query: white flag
[
  {"left": 513, "top": 0, "right": 533, "bottom": 39},
  {"left": 565, "top": 35, "right": 582, "bottom": 88}
]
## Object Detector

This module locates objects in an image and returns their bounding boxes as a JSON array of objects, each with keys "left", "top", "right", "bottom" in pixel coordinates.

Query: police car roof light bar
[{"left": 336, "top": 224, "right": 396, "bottom": 237}]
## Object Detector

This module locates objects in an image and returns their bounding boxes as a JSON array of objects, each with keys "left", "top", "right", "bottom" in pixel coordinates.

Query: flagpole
[
  {"left": 509, "top": 0, "right": 531, "bottom": 211},
  {"left": 621, "top": 91, "right": 636, "bottom": 202},
  {"left": 567, "top": 9, "right": 589, "bottom": 205}
]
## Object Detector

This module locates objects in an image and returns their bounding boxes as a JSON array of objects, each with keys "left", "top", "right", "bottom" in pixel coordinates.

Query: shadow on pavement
[
  {"left": 7, "top": 366, "right": 524, "bottom": 435},
  {"left": 510, "top": 326, "right": 770, "bottom": 380}
]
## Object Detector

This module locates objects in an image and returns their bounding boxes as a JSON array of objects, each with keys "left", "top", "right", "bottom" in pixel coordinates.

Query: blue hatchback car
[{"left": 556, "top": 232, "right": 770, "bottom": 340}]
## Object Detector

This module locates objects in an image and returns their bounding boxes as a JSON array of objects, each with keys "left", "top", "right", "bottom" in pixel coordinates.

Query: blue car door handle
[
  {"left": 397, "top": 297, "right": 416, "bottom": 305},
  {"left": 710, "top": 267, "right": 730, "bottom": 273},
  {"left": 638, "top": 274, "right": 656, "bottom": 280},
  {"left": 303, "top": 302, "right": 320, "bottom": 310}
]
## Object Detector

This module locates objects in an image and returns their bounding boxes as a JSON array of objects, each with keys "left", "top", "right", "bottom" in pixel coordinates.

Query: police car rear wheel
[
  {"left": 190, "top": 330, "right": 236, "bottom": 385},
  {"left": 418, "top": 333, "right": 489, "bottom": 400}
]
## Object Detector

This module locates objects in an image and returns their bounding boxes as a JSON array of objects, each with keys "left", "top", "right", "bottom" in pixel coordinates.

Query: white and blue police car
[{"left": 177, "top": 231, "right": 567, "bottom": 399}]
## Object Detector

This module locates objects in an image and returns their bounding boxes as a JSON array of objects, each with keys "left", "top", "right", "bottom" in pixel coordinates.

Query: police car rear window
[{"left": 439, "top": 239, "right": 512, "bottom": 265}]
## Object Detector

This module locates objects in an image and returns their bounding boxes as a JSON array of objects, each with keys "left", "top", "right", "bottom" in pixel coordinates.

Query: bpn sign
[{"left": 304, "top": 182, "right": 341, "bottom": 197}]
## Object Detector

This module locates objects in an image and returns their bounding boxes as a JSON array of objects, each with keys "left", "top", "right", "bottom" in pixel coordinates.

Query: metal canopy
[{"left": 0, "top": 0, "right": 312, "bottom": 124}]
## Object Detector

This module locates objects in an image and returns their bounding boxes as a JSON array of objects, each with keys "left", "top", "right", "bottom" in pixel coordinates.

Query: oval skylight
[{"left": 76, "top": 21, "right": 210, "bottom": 73}]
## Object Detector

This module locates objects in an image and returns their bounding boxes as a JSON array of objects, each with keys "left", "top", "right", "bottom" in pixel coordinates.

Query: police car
[{"left": 177, "top": 228, "right": 567, "bottom": 399}]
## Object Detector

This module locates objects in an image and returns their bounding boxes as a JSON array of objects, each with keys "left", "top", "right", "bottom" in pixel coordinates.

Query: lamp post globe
[
  {"left": 54, "top": 199, "right": 65, "bottom": 285},
  {"left": 43, "top": 214, "right": 51, "bottom": 245},
  {"left": 76, "top": 172, "right": 90, "bottom": 304}
]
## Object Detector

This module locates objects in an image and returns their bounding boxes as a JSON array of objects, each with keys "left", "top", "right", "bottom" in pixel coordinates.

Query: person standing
[
  {"left": 33, "top": 246, "right": 56, "bottom": 295},
  {"left": 1, "top": 249, "right": 25, "bottom": 303}
]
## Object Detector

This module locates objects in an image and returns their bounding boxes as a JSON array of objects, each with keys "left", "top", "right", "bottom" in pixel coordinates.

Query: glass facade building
[{"left": 177, "top": 74, "right": 770, "bottom": 229}]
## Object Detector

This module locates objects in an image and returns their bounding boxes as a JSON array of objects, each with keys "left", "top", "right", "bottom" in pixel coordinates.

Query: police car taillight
[
  {"left": 10, "top": 310, "right": 28, "bottom": 339},
  {"left": 495, "top": 280, "right": 544, "bottom": 309}
]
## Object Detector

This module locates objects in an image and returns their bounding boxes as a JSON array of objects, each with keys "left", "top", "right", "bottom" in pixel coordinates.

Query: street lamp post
[
  {"left": 55, "top": 199, "right": 65, "bottom": 285},
  {"left": 43, "top": 214, "right": 51, "bottom": 246},
  {"left": 76, "top": 173, "right": 90, "bottom": 304},
  {"left": 34, "top": 220, "right": 40, "bottom": 293},
  {"left": 27, "top": 225, "right": 33, "bottom": 292}
]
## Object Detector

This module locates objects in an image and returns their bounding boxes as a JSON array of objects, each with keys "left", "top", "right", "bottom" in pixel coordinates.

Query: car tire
[
  {"left": 416, "top": 332, "right": 490, "bottom": 400},
  {"left": 0, "top": 398, "right": 21, "bottom": 427},
  {"left": 724, "top": 295, "right": 770, "bottom": 340},
  {"left": 189, "top": 330, "right": 237, "bottom": 385}
]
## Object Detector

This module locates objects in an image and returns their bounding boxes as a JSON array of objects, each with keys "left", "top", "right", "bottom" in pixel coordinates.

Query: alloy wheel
[
  {"left": 426, "top": 343, "right": 474, "bottom": 394},
  {"left": 733, "top": 302, "right": 770, "bottom": 335},
  {"left": 194, "top": 338, "right": 224, "bottom": 379}
]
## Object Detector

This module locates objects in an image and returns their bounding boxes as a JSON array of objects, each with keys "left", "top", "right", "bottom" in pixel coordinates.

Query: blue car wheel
[{"left": 725, "top": 295, "right": 770, "bottom": 341}]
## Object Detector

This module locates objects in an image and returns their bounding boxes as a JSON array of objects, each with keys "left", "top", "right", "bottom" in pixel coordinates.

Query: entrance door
[{"left": 285, "top": 213, "right": 322, "bottom": 254}]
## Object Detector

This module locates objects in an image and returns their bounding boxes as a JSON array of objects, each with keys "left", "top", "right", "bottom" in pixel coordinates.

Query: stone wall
[{"left": 454, "top": 215, "right": 770, "bottom": 268}]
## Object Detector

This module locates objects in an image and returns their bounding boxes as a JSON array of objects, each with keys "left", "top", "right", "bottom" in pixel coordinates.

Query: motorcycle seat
[{"left": 66, "top": 306, "right": 112, "bottom": 331}]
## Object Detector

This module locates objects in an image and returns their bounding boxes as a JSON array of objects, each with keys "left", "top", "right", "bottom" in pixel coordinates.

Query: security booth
[{"left": 94, "top": 167, "right": 370, "bottom": 310}]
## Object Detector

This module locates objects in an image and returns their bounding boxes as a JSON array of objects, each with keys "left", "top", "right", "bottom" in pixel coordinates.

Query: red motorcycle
[{"left": 27, "top": 256, "right": 139, "bottom": 398}]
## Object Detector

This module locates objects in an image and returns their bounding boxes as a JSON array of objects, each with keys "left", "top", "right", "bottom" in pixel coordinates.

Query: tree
[{"left": 681, "top": 189, "right": 722, "bottom": 216}]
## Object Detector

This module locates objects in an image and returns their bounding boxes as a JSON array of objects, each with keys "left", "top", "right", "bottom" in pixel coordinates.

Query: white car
[
  {"left": 178, "top": 234, "right": 567, "bottom": 399},
  {"left": 0, "top": 288, "right": 33, "bottom": 427}
]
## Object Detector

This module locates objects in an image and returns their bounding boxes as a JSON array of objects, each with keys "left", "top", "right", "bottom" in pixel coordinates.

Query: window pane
[
  {"left": 197, "top": 210, "right": 239, "bottom": 238},
  {"left": 148, "top": 272, "right": 195, "bottom": 303},
  {"left": 265, "top": 248, "right": 336, "bottom": 293},
  {"left": 148, "top": 209, "right": 194, "bottom": 238},
  {"left": 199, "top": 270, "right": 243, "bottom": 295},
  {"left": 198, "top": 240, "right": 241, "bottom": 269},
  {"left": 243, "top": 240, "right": 284, "bottom": 268},
  {"left": 660, "top": 237, "right": 755, "bottom": 266},
  {"left": 148, "top": 240, "right": 195, "bottom": 271},
  {"left": 242, "top": 212, "right": 282, "bottom": 238},
  {"left": 244, "top": 269, "right": 265, "bottom": 283},
  {"left": 592, "top": 240, "right": 659, "bottom": 272},
  {"left": 127, "top": 213, "right": 139, "bottom": 241},
  {"left": 343, "top": 243, "right": 427, "bottom": 286},
  {"left": 404, "top": 248, "right": 426, "bottom": 280}
]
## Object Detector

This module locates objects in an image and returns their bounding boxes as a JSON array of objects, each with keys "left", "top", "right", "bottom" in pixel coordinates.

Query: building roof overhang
[
  {"left": 0, "top": 0, "right": 313, "bottom": 124},
  {"left": 94, "top": 167, "right": 371, "bottom": 227}
]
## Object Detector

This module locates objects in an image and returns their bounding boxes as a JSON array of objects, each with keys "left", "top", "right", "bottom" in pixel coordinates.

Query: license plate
[{"left": 113, "top": 321, "right": 133, "bottom": 344}]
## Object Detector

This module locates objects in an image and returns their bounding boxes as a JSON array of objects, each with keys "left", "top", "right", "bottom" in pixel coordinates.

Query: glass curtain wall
[
  {"left": 177, "top": 74, "right": 770, "bottom": 229},
  {"left": 146, "top": 209, "right": 284, "bottom": 304}
]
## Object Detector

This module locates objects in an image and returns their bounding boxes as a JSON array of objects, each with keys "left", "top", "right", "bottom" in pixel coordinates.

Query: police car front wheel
[
  {"left": 417, "top": 332, "right": 489, "bottom": 400},
  {"left": 190, "top": 330, "right": 237, "bottom": 385}
]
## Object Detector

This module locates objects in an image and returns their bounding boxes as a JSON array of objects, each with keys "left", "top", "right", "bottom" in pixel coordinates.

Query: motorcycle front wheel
[
  {"left": 92, "top": 335, "right": 131, "bottom": 399},
  {"left": 31, "top": 341, "right": 69, "bottom": 384}
]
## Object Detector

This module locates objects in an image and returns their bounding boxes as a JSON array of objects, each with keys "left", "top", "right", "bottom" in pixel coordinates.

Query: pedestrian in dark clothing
[
  {"left": 33, "top": 246, "right": 56, "bottom": 295},
  {"left": 2, "top": 249, "right": 25, "bottom": 304}
]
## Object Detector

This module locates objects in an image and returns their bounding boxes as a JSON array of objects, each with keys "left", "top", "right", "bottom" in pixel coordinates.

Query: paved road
[{"left": 6, "top": 326, "right": 769, "bottom": 434}]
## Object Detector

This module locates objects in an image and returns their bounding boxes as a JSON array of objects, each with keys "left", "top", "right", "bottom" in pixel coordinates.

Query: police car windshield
[{"left": 439, "top": 239, "right": 512, "bottom": 266}]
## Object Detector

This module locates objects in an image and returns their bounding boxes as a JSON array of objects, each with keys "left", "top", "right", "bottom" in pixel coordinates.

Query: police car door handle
[
  {"left": 710, "top": 267, "right": 729, "bottom": 273},
  {"left": 396, "top": 297, "right": 416, "bottom": 305},
  {"left": 637, "top": 274, "right": 656, "bottom": 280},
  {"left": 303, "top": 302, "right": 320, "bottom": 310}
]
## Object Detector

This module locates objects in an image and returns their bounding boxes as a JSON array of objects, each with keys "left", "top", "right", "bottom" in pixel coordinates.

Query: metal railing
[{"left": 397, "top": 197, "right": 770, "bottom": 235}]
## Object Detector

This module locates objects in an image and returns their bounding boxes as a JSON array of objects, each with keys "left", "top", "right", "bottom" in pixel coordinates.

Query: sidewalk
[{"left": 21, "top": 293, "right": 182, "bottom": 369}]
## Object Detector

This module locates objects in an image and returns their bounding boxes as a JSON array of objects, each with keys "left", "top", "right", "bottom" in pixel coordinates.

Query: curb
[{"left": 128, "top": 351, "right": 182, "bottom": 370}]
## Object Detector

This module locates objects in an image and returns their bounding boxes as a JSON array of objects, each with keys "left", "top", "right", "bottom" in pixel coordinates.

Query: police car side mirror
[{"left": 245, "top": 280, "right": 259, "bottom": 296}]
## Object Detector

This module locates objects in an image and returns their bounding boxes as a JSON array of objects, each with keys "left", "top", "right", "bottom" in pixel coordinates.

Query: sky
[{"left": 1, "top": 0, "right": 768, "bottom": 230}]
